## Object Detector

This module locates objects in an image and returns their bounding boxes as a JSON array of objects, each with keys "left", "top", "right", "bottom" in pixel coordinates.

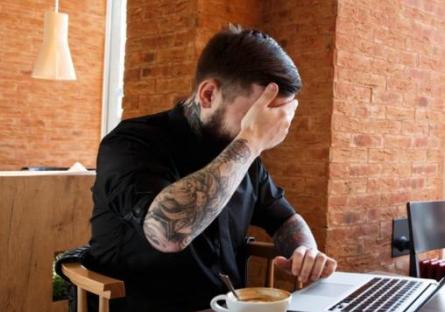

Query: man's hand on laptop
[{"left": 274, "top": 246, "right": 337, "bottom": 284}]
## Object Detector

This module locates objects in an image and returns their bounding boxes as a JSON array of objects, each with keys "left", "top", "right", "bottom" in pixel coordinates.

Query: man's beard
[{"left": 201, "top": 106, "right": 233, "bottom": 151}]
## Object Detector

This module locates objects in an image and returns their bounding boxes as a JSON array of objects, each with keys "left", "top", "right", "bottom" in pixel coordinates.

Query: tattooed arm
[
  {"left": 273, "top": 214, "right": 317, "bottom": 258},
  {"left": 143, "top": 138, "right": 258, "bottom": 252},
  {"left": 143, "top": 82, "right": 297, "bottom": 253},
  {"left": 273, "top": 214, "right": 337, "bottom": 282}
]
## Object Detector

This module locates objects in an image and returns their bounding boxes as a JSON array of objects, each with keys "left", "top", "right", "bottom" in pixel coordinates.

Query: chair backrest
[
  {"left": 62, "top": 263, "right": 125, "bottom": 312},
  {"left": 245, "top": 240, "right": 279, "bottom": 287},
  {"left": 407, "top": 200, "right": 445, "bottom": 277}
]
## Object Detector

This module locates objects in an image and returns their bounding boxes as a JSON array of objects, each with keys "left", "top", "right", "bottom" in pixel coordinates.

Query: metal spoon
[{"left": 219, "top": 273, "right": 240, "bottom": 301}]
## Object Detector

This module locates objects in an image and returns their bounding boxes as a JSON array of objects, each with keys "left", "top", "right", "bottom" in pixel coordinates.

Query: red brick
[
  {"left": 353, "top": 134, "right": 382, "bottom": 147},
  {"left": 329, "top": 210, "right": 366, "bottom": 226},
  {"left": 401, "top": 121, "right": 428, "bottom": 135},
  {"left": 412, "top": 164, "right": 438, "bottom": 176},
  {"left": 347, "top": 194, "right": 382, "bottom": 209},
  {"left": 349, "top": 164, "right": 382, "bottom": 177},
  {"left": 332, "top": 132, "right": 352, "bottom": 147},
  {"left": 334, "top": 81, "right": 372, "bottom": 102},
  {"left": 331, "top": 148, "right": 368, "bottom": 163},
  {"left": 399, "top": 178, "right": 425, "bottom": 189},
  {"left": 383, "top": 135, "right": 412, "bottom": 148},
  {"left": 329, "top": 178, "right": 367, "bottom": 195},
  {"left": 371, "top": 88, "right": 403, "bottom": 104},
  {"left": 330, "top": 163, "right": 349, "bottom": 178},
  {"left": 381, "top": 163, "right": 411, "bottom": 177},
  {"left": 386, "top": 106, "right": 415, "bottom": 120},
  {"left": 367, "top": 178, "right": 399, "bottom": 192}
]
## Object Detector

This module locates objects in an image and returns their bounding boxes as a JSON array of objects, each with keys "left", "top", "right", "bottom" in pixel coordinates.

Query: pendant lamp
[{"left": 32, "top": 0, "right": 76, "bottom": 80}]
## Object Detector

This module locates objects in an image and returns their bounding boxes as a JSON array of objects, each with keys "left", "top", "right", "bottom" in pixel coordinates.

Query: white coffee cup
[{"left": 210, "top": 287, "right": 291, "bottom": 312}]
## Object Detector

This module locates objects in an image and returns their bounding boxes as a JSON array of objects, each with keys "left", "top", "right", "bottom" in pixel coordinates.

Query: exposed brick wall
[
  {"left": 327, "top": 0, "right": 445, "bottom": 273},
  {"left": 124, "top": 0, "right": 198, "bottom": 118},
  {"left": 195, "top": 0, "right": 263, "bottom": 55},
  {"left": 260, "top": 0, "right": 337, "bottom": 252},
  {"left": 0, "top": 0, "right": 105, "bottom": 170}
]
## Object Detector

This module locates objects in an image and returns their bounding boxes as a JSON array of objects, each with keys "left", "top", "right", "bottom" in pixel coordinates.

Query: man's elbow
[
  {"left": 143, "top": 214, "right": 192, "bottom": 253},
  {"left": 144, "top": 231, "right": 190, "bottom": 253},
  {"left": 152, "top": 241, "right": 184, "bottom": 253}
]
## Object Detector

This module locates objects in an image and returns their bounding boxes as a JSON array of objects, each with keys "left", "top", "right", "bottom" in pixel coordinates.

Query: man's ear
[{"left": 197, "top": 79, "right": 219, "bottom": 109}]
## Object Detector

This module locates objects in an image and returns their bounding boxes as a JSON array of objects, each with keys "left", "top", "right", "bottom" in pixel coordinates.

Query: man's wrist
[{"left": 235, "top": 131, "right": 262, "bottom": 157}]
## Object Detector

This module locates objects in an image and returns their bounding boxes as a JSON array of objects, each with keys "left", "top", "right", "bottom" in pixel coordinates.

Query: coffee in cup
[{"left": 210, "top": 287, "right": 291, "bottom": 312}]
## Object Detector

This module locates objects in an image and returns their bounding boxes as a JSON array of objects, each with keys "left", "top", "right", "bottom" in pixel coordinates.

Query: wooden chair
[
  {"left": 61, "top": 240, "right": 279, "bottom": 312},
  {"left": 61, "top": 263, "right": 125, "bottom": 312},
  {"left": 407, "top": 200, "right": 445, "bottom": 277},
  {"left": 245, "top": 240, "right": 279, "bottom": 287}
]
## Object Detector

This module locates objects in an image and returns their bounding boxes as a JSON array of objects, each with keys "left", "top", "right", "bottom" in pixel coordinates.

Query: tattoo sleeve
[
  {"left": 273, "top": 214, "right": 317, "bottom": 258},
  {"left": 143, "top": 139, "right": 254, "bottom": 252}
]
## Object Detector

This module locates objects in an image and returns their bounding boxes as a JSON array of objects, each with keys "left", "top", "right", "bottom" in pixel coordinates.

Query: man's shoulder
[
  {"left": 115, "top": 109, "right": 171, "bottom": 134},
  {"left": 103, "top": 109, "right": 172, "bottom": 147}
]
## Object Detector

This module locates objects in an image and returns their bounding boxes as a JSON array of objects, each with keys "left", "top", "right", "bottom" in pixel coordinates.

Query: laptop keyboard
[{"left": 328, "top": 277, "right": 422, "bottom": 311}]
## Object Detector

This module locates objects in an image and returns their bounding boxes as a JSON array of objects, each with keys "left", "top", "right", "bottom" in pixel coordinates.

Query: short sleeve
[
  {"left": 251, "top": 160, "right": 295, "bottom": 236},
  {"left": 92, "top": 129, "right": 178, "bottom": 239}
]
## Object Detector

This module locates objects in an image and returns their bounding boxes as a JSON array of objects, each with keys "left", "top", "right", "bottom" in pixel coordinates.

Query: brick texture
[
  {"left": 0, "top": 0, "right": 105, "bottom": 170},
  {"left": 260, "top": 0, "right": 337, "bottom": 253},
  {"left": 327, "top": 0, "right": 445, "bottom": 273},
  {"left": 124, "top": 0, "right": 197, "bottom": 118}
]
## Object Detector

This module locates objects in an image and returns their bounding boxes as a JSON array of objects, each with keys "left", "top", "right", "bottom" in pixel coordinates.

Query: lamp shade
[{"left": 32, "top": 11, "right": 76, "bottom": 80}]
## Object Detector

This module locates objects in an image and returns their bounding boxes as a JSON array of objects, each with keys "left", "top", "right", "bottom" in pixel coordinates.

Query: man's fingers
[
  {"left": 290, "top": 246, "right": 307, "bottom": 277},
  {"left": 310, "top": 253, "right": 327, "bottom": 281},
  {"left": 288, "top": 99, "right": 299, "bottom": 113},
  {"left": 287, "top": 100, "right": 298, "bottom": 122},
  {"left": 279, "top": 247, "right": 337, "bottom": 283},
  {"left": 321, "top": 258, "right": 337, "bottom": 278},
  {"left": 274, "top": 99, "right": 298, "bottom": 124},
  {"left": 274, "top": 256, "right": 292, "bottom": 275},
  {"left": 255, "top": 82, "right": 279, "bottom": 109},
  {"left": 299, "top": 249, "right": 318, "bottom": 283}
]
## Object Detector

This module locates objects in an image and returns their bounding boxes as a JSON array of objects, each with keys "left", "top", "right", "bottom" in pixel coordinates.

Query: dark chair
[
  {"left": 407, "top": 200, "right": 445, "bottom": 277},
  {"left": 57, "top": 240, "right": 281, "bottom": 312}
]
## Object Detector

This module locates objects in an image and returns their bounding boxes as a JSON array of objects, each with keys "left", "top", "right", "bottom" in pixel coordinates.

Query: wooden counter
[{"left": 0, "top": 172, "right": 96, "bottom": 312}]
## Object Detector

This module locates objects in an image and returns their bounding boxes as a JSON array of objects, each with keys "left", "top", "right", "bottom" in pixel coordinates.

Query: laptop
[{"left": 288, "top": 271, "right": 445, "bottom": 312}]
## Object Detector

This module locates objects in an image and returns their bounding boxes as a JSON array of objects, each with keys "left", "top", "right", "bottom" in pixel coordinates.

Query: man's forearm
[
  {"left": 273, "top": 214, "right": 317, "bottom": 258},
  {"left": 143, "top": 138, "right": 257, "bottom": 252}
]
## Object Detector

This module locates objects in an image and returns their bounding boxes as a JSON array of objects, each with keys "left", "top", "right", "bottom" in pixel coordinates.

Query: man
[{"left": 88, "top": 25, "right": 337, "bottom": 311}]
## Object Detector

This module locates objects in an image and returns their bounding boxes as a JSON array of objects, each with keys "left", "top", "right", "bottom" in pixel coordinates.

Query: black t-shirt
[{"left": 88, "top": 103, "right": 295, "bottom": 311}]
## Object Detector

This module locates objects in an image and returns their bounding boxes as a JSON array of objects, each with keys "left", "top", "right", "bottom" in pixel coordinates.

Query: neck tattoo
[{"left": 183, "top": 98, "right": 203, "bottom": 136}]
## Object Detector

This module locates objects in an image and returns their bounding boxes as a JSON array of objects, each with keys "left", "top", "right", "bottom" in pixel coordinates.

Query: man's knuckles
[{"left": 293, "top": 246, "right": 307, "bottom": 256}]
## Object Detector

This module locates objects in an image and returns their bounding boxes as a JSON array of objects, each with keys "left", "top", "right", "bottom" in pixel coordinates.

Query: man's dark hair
[{"left": 193, "top": 24, "right": 302, "bottom": 101}]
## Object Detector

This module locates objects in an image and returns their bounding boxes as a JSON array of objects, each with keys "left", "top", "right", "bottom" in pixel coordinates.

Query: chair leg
[
  {"left": 294, "top": 279, "right": 304, "bottom": 291},
  {"left": 99, "top": 296, "right": 109, "bottom": 312},
  {"left": 77, "top": 288, "right": 87, "bottom": 312}
]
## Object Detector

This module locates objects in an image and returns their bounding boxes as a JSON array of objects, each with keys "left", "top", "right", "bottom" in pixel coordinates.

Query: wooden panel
[{"left": 0, "top": 174, "right": 95, "bottom": 312}]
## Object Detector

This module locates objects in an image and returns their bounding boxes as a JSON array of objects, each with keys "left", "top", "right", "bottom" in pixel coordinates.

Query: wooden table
[{"left": 0, "top": 171, "right": 95, "bottom": 312}]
